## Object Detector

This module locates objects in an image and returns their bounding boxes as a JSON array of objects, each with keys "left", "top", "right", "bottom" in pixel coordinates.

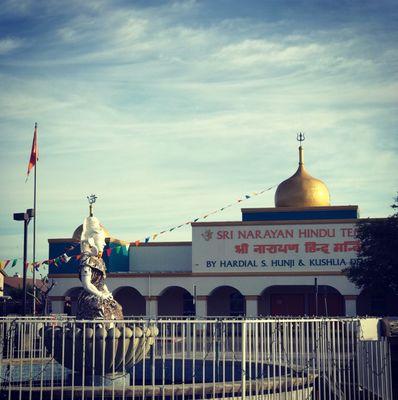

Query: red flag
[{"left": 26, "top": 123, "right": 38, "bottom": 180}]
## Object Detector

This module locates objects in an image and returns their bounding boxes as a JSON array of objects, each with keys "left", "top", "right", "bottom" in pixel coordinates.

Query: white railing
[{"left": 0, "top": 316, "right": 393, "bottom": 399}]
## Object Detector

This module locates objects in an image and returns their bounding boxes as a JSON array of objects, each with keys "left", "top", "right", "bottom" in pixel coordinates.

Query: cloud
[
  {"left": 0, "top": 0, "right": 33, "bottom": 17},
  {"left": 213, "top": 39, "right": 323, "bottom": 67},
  {"left": 0, "top": 37, "right": 23, "bottom": 54}
]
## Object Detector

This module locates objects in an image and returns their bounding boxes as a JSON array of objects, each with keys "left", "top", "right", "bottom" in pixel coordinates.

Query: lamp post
[{"left": 13, "top": 208, "right": 34, "bottom": 315}]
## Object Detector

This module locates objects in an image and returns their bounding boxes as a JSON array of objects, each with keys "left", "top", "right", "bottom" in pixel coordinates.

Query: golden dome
[
  {"left": 72, "top": 224, "right": 110, "bottom": 241},
  {"left": 275, "top": 145, "right": 330, "bottom": 207}
]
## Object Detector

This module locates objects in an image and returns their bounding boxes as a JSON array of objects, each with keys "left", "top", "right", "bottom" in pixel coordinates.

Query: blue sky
[{"left": 0, "top": 0, "right": 397, "bottom": 277}]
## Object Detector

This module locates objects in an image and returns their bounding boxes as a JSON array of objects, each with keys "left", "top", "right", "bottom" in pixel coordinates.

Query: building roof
[{"left": 4, "top": 276, "right": 47, "bottom": 292}]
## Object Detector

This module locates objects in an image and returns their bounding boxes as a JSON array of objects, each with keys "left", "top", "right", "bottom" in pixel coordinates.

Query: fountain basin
[{"left": 41, "top": 324, "right": 158, "bottom": 375}]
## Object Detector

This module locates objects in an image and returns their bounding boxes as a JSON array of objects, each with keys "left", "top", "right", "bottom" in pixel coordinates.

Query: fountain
[
  {"left": 42, "top": 323, "right": 159, "bottom": 386},
  {"left": 41, "top": 196, "right": 158, "bottom": 385}
]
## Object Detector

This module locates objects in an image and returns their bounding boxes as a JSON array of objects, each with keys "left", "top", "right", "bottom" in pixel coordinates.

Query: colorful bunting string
[{"left": 0, "top": 184, "right": 276, "bottom": 271}]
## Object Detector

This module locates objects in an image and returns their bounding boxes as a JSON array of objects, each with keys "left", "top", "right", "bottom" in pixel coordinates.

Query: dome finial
[
  {"left": 87, "top": 194, "right": 97, "bottom": 217},
  {"left": 297, "top": 132, "right": 305, "bottom": 165}
]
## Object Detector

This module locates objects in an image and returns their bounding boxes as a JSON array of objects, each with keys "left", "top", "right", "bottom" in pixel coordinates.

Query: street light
[{"left": 13, "top": 208, "right": 34, "bottom": 315}]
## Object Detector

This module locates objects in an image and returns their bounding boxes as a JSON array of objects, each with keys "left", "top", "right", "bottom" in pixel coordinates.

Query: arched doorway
[
  {"left": 113, "top": 287, "right": 146, "bottom": 316},
  {"left": 158, "top": 286, "right": 195, "bottom": 316},
  {"left": 259, "top": 285, "right": 344, "bottom": 317},
  {"left": 207, "top": 286, "right": 245, "bottom": 317},
  {"left": 64, "top": 287, "right": 84, "bottom": 316}
]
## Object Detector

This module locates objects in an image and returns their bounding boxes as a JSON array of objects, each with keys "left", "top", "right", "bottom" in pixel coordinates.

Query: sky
[{"left": 0, "top": 0, "right": 397, "bottom": 278}]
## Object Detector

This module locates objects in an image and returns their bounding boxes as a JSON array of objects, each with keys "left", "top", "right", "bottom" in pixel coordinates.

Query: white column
[
  {"left": 145, "top": 296, "right": 158, "bottom": 317},
  {"left": 344, "top": 295, "right": 357, "bottom": 317},
  {"left": 245, "top": 296, "right": 259, "bottom": 317},
  {"left": 195, "top": 296, "right": 207, "bottom": 317},
  {"left": 49, "top": 298, "right": 64, "bottom": 314}
]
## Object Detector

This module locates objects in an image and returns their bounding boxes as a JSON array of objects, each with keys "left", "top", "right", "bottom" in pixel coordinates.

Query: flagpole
[{"left": 32, "top": 122, "right": 37, "bottom": 315}]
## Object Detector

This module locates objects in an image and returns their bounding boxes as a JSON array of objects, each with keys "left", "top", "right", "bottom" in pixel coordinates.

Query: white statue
[{"left": 76, "top": 211, "right": 123, "bottom": 320}]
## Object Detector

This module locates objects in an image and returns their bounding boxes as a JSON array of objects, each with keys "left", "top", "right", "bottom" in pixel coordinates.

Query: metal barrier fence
[{"left": 0, "top": 317, "right": 393, "bottom": 399}]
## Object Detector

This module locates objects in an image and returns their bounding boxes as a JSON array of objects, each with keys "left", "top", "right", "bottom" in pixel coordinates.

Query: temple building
[{"left": 48, "top": 142, "right": 391, "bottom": 317}]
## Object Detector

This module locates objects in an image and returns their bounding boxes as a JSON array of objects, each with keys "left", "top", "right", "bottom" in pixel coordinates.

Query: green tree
[{"left": 344, "top": 196, "right": 398, "bottom": 294}]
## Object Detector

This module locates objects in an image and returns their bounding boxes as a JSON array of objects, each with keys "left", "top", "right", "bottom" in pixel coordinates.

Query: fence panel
[{"left": 0, "top": 317, "right": 392, "bottom": 399}]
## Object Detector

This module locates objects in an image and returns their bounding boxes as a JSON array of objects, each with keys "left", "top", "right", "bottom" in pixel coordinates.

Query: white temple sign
[{"left": 192, "top": 222, "right": 359, "bottom": 273}]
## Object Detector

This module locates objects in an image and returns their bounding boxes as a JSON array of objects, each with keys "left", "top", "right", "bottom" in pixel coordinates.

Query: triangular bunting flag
[
  {"left": 145, "top": 237, "right": 150, "bottom": 243},
  {"left": 11, "top": 259, "right": 18, "bottom": 268},
  {"left": 0, "top": 261, "right": 7, "bottom": 271},
  {"left": 135, "top": 240, "right": 140, "bottom": 247},
  {"left": 152, "top": 234, "right": 158, "bottom": 240}
]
